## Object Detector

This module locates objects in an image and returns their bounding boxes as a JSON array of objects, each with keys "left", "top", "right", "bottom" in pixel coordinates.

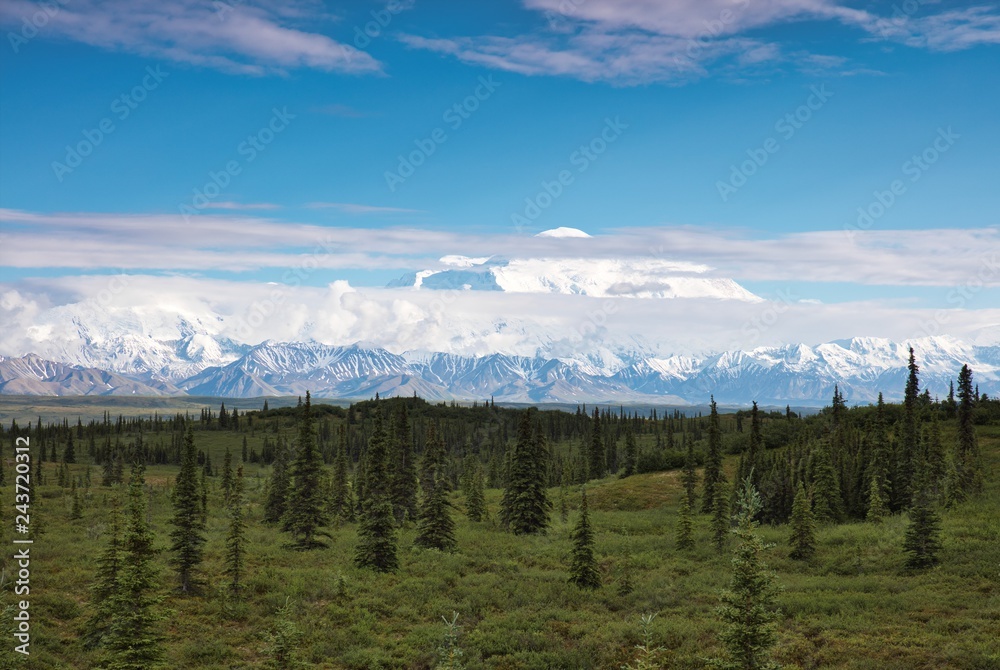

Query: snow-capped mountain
[
  {"left": 388, "top": 255, "right": 762, "bottom": 301},
  {"left": 3, "top": 337, "right": 997, "bottom": 405}
]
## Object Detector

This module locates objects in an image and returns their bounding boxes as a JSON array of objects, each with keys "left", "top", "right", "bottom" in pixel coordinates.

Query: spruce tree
[
  {"left": 388, "top": 405, "right": 419, "bottom": 524},
  {"left": 354, "top": 409, "right": 399, "bottom": 572},
  {"left": 703, "top": 397, "right": 726, "bottom": 514},
  {"left": 84, "top": 497, "right": 122, "bottom": 648},
  {"left": 420, "top": 423, "right": 447, "bottom": 498},
  {"left": 331, "top": 425, "right": 353, "bottom": 523},
  {"left": 465, "top": 461, "right": 487, "bottom": 522},
  {"left": 415, "top": 468, "right": 457, "bottom": 552},
  {"left": 676, "top": 493, "right": 694, "bottom": 550},
  {"left": 499, "top": 411, "right": 550, "bottom": 535},
  {"left": 954, "top": 364, "right": 983, "bottom": 497},
  {"left": 903, "top": 466, "right": 942, "bottom": 570},
  {"left": 712, "top": 478, "right": 781, "bottom": 670},
  {"left": 788, "top": 483, "right": 816, "bottom": 560},
  {"left": 64, "top": 432, "right": 76, "bottom": 463},
  {"left": 168, "top": 428, "right": 205, "bottom": 593},
  {"left": 71, "top": 480, "right": 83, "bottom": 520},
  {"left": 621, "top": 429, "right": 637, "bottom": 478},
  {"left": 568, "top": 487, "right": 601, "bottom": 589},
  {"left": 865, "top": 474, "right": 888, "bottom": 523},
  {"left": 897, "top": 347, "right": 921, "bottom": 507},
  {"left": 102, "top": 464, "right": 164, "bottom": 669},
  {"left": 263, "top": 440, "right": 291, "bottom": 524},
  {"left": 809, "top": 441, "right": 843, "bottom": 523},
  {"left": 224, "top": 465, "right": 247, "bottom": 599},
  {"left": 588, "top": 408, "right": 604, "bottom": 480},
  {"left": 282, "top": 391, "right": 329, "bottom": 548}
]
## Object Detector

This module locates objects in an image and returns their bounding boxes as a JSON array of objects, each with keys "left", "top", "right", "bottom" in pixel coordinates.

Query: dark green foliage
[
  {"left": 568, "top": 487, "right": 601, "bottom": 589},
  {"left": 954, "top": 364, "right": 984, "bottom": 497},
  {"left": 64, "top": 432, "right": 76, "bottom": 463},
  {"left": 904, "top": 468, "right": 942, "bottom": 570},
  {"left": 225, "top": 465, "right": 247, "bottom": 600},
  {"left": 703, "top": 397, "right": 726, "bottom": 514},
  {"left": 435, "top": 612, "right": 467, "bottom": 670},
  {"left": 355, "top": 409, "right": 399, "bottom": 572},
  {"left": 897, "top": 347, "right": 921, "bottom": 508},
  {"left": 415, "top": 469, "right": 458, "bottom": 552},
  {"left": 420, "top": 423, "right": 448, "bottom": 499},
  {"left": 621, "top": 429, "right": 637, "bottom": 478},
  {"left": 265, "top": 599, "right": 303, "bottom": 669},
  {"left": 389, "top": 405, "right": 419, "bottom": 524},
  {"left": 588, "top": 408, "right": 604, "bottom": 480},
  {"left": 711, "top": 478, "right": 780, "bottom": 670},
  {"left": 168, "top": 428, "right": 205, "bottom": 593},
  {"left": 809, "top": 441, "right": 843, "bottom": 523},
  {"left": 331, "top": 425, "right": 354, "bottom": 522},
  {"left": 84, "top": 497, "right": 122, "bottom": 647},
  {"left": 282, "top": 392, "right": 329, "bottom": 548},
  {"left": 263, "top": 440, "right": 291, "bottom": 525},
  {"left": 734, "top": 402, "right": 764, "bottom": 499},
  {"left": 676, "top": 493, "right": 694, "bottom": 550},
  {"left": 70, "top": 480, "right": 83, "bottom": 520},
  {"left": 499, "top": 411, "right": 550, "bottom": 535},
  {"left": 464, "top": 461, "right": 487, "bottom": 522},
  {"left": 102, "top": 464, "right": 164, "bottom": 669},
  {"left": 788, "top": 483, "right": 816, "bottom": 560},
  {"left": 866, "top": 474, "right": 888, "bottom": 523}
]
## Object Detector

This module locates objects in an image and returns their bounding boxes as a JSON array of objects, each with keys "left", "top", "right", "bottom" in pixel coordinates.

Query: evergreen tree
[
  {"left": 954, "top": 364, "right": 983, "bottom": 497},
  {"left": 499, "top": 411, "right": 550, "bottom": 535},
  {"left": 199, "top": 469, "right": 208, "bottom": 526},
  {"left": 788, "top": 483, "right": 816, "bottom": 560},
  {"left": 331, "top": 425, "right": 353, "bottom": 522},
  {"left": 282, "top": 392, "right": 329, "bottom": 548},
  {"left": 354, "top": 409, "right": 399, "bottom": 572},
  {"left": 809, "top": 441, "right": 843, "bottom": 523},
  {"left": 420, "top": 423, "right": 448, "bottom": 499},
  {"left": 588, "top": 408, "right": 604, "bottom": 480},
  {"left": 923, "top": 419, "right": 946, "bottom": 497},
  {"left": 711, "top": 478, "right": 781, "bottom": 670},
  {"left": 865, "top": 474, "right": 888, "bottom": 523},
  {"left": 224, "top": 465, "right": 247, "bottom": 599},
  {"left": 221, "top": 446, "right": 234, "bottom": 505},
  {"left": 102, "top": 464, "right": 164, "bottom": 669},
  {"left": 388, "top": 405, "right": 419, "bottom": 523},
  {"left": 265, "top": 598, "right": 302, "bottom": 670},
  {"left": 464, "top": 461, "right": 487, "bottom": 522},
  {"left": 568, "top": 487, "right": 601, "bottom": 589},
  {"left": 703, "top": 397, "right": 726, "bottom": 514},
  {"left": 676, "top": 493, "right": 694, "bottom": 551},
  {"left": 84, "top": 497, "right": 122, "bottom": 647},
  {"left": 263, "top": 440, "right": 291, "bottom": 524},
  {"left": 168, "top": 428, "right": 205, "bottom": 593},
  {"left": 64, "top": 432, "right": 76, "bottom": 463},
  {"left": 415, "top": 468, "right": 458, "bottom": 552},
  {"left": 435, "top": 612, "right": 467, "bottom": 670},
  {"left": 621, "top": 429, "right": 637, "bottom": 478},
  {"left": 897, "top": 347, "right": 921, "bottom": 507},
  {"left": 903, "top": 466, "right": 942, "bottom": 570}
]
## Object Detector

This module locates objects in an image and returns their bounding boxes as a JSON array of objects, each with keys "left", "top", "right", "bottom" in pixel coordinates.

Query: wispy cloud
[
  {"left": 400, "top": 0, "right": 1000, "bottom": 85},
  {"left": 201, "top": 201, "right": 280, "bottom": 211},
  {"left": 0, "top": 0, "right": 382, "bottom": 76},
  {"left": 303, "top": 202, "right": 424, "bottom": 214},
  {"left": 1, "top": 208, "right": 997, "bottom": 290}
]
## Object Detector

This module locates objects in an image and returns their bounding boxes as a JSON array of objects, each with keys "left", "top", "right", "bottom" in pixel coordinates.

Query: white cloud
[{"left": 0, "top": 0, "right": 381, "bottom": 76}]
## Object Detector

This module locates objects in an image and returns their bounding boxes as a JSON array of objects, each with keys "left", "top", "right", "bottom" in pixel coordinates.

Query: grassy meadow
[{"left": 1, "top": 411, "right": 998, "bottom": 669}]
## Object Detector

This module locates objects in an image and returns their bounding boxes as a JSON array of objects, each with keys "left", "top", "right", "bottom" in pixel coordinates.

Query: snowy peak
[{"left": 389, "top": 256, "right": 761, "bottom": 301}]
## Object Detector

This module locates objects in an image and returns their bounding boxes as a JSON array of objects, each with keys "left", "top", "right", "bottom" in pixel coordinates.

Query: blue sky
[{"left": 0, "top": 0, "right": 998, "bottom": 356}]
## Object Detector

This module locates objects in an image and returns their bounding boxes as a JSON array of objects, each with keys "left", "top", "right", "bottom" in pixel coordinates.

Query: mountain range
[{"left": 2, "top": 336, "right": 997, "bottom": 406}]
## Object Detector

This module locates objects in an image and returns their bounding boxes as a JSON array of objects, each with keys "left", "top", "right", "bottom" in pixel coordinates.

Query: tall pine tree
[
  {"left": 168, "top": 428, "right": 205, "bottom": 593},
  {"left": 354, "top": 409, "right": 399, "bottom": 572},
  {"left": 389, "top": 405, "right": 419, "bottom": 524},
  {"left": 568, "top": 487, "right": 601, "bottom": 589},
  {"left": 499, "top": 411, "right": 550, "bottom": 535},
  {"left": 703, "top": 397, "right": 726, "bottom": 514},
  {"left": 788, "top": 483, "right": 816, "bottom": 560},
  {"left": 224, "top": 465, "right": 247, "bottom": 599},
  {"left": 282, "top": 391, "right": 329, "bottom": 548}
]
